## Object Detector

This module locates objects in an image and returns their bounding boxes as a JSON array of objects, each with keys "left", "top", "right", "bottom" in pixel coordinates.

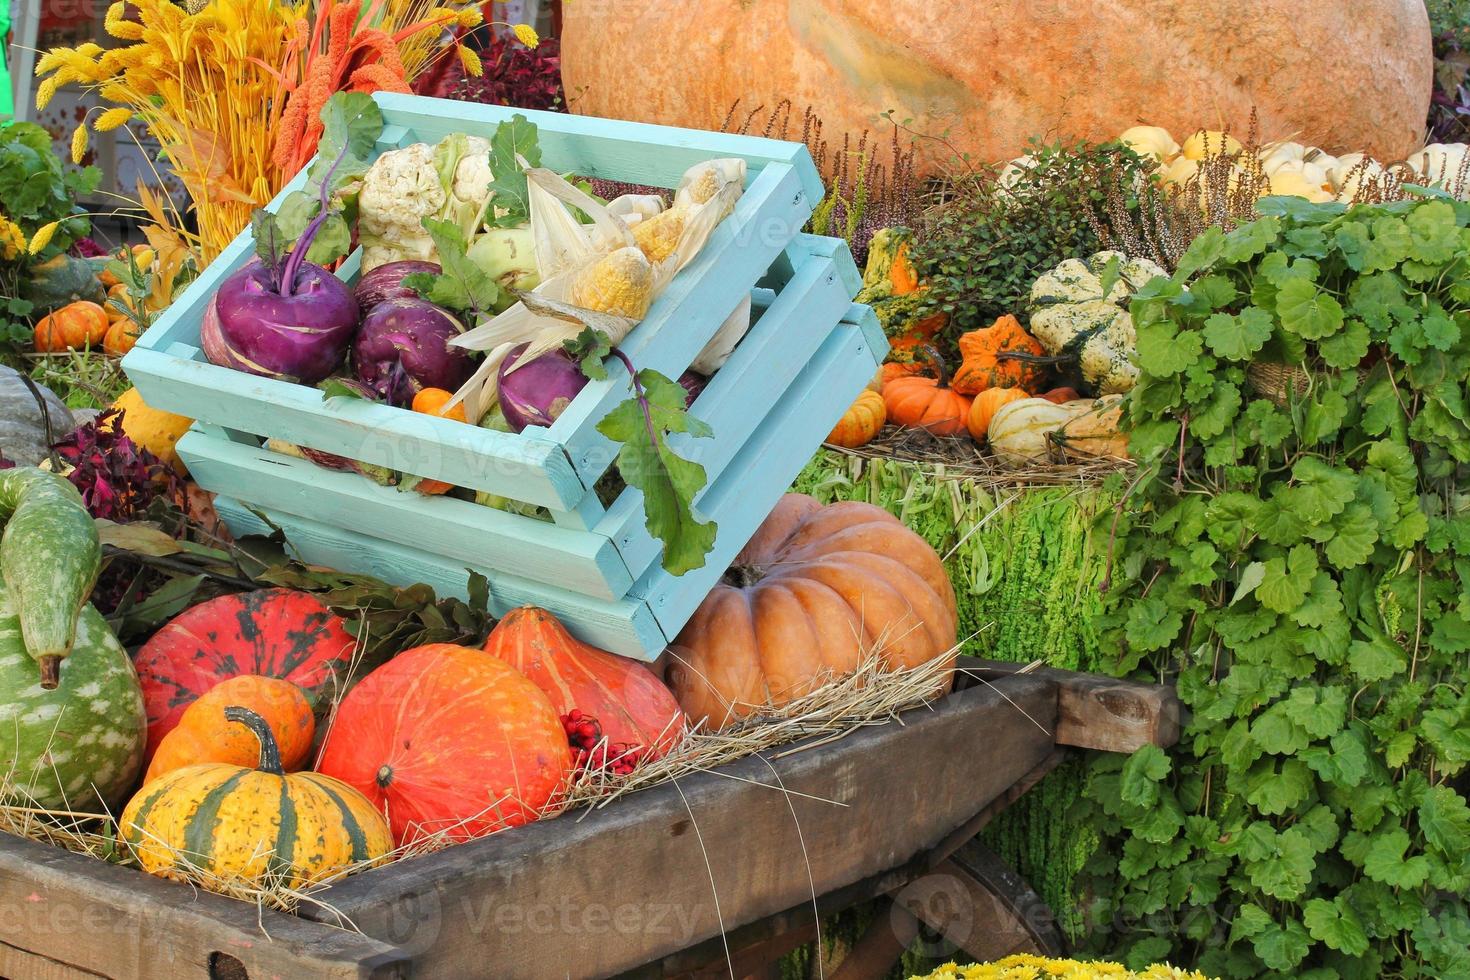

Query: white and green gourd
[
  {"left": 0, "top": 467, "right": 145, "bottom": 809},
  {"left": 1027, "top": 250, "right": 1167, "bottom": 396}
]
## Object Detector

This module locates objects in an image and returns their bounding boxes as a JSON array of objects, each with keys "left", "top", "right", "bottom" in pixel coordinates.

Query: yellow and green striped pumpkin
[{"left": 119, "top": 706, "right": 392, "bottom": 891}]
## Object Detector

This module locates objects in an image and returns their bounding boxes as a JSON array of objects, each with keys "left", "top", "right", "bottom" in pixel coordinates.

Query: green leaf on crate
[
  {"left": 410, "top": 218, "right": 505, "bottom": 318},
  {"left": 486, "top": 114, "right": 541, "bottom": 228},
  {"left": 598, "top": 369, "right": 717, "bottom": 576},
  {"left": 564, "top": 326, "right": 614, "bottom": 381}
]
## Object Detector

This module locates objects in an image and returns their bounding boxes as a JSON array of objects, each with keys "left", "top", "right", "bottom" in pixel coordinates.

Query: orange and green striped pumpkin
[{"left": 119, "top": 706, "right": 391, "bottom": 891}]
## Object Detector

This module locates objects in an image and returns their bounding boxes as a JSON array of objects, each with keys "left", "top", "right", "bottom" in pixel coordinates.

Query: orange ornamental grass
[{"left": 36, "top": 0, "right": 482, "bottom": 263}]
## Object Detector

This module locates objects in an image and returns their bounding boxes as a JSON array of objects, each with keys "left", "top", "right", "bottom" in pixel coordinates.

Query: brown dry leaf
[{"left": 95, "top": 519, "right": 184, "bottom": 557}]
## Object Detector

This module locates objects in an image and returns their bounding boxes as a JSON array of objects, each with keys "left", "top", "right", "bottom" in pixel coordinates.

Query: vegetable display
[
  {"left": 0, "top": 594, "right": 145, "bottom": 808},
  {"left": 666, "top": 494, "right": 957, "bottom": 729},
  {"left": 316, "top": 643, "right": 572, "bottom": 845},
  {"left": 121, "top": 706, "right": 391, "bottom": 890},
  {"left": 132, "top": 589, "right": 357, "bottom": 759},
  {"left": 0, "top": 468, "right": 102, "bottom": 687}
]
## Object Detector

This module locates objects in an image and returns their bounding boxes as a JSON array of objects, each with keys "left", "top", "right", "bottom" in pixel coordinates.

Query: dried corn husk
[{"left": 448, "top": 158, "right": 747, "bottom": 421}]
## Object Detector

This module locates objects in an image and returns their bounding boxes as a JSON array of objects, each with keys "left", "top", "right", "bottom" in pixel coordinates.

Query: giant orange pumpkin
[
  {"left": 665, "top": 494, "right": 957, "bottom": 729},
  {"left": 134, "top": 589, "right": 357, "bottom": 761},
  {"left": 316, "top": 644, "right": 572, "bottom": 845},
  {"left": 483, "top": 607, "right": 685, "bottom": 763},
  {"left": 562, "top": 1, "right": 1430, "bottom": 172}
]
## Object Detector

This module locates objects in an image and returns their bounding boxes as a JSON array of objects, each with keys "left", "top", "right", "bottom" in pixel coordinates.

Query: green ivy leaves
[{"left": 1091, "top": 195, "right": 1470, "bottom": 978}]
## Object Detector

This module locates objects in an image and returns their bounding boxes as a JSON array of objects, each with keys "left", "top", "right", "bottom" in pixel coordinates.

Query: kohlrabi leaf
[
  {"left": 487, "top": 115, "right": 541, "bottom": 228},
  {"left": 252, "top": 210, "right": 287, "bottom": 276},
  {"left": 410, "top": 218, "right": 504, "bottom": 318},
  {"left": 564, "top": 327, "right": 613, "bottom": 381},
  {"left": 596, "top": 363, "right": 715, "bottom": 576},
  {"left": 318, "top": 92, "right": 384, "bottom": 166}
]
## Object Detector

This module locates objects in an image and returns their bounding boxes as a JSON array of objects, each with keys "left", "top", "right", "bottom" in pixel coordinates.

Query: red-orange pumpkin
[
  {"left": 1040, "top": 387, "right": 1082, "bottom": 404},
  {"left": 133, "top": 589, "right": 357, "bottom": 761},
  {"left": 316, "top": 644, "right": 572, "bottom": 845},
  {"left": 483, "top": 607, "right": 685, "bottom": 763},
  {"left": 950, "top": 315, "right": 1047, "bottom": 395},
  {"left": 666, "top": 494, "right": 958, "bottom": 729}
]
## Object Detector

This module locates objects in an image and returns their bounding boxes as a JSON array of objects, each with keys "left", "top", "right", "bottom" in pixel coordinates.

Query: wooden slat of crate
[
  {"left": 0, "top": 832, "right": 408, "bottom": 980},
  {"left": 371, "top": 94, "right": 828, "bottom": 204},
  {"left": 295, "top": 673, "right": 1059, "bottom": 979},
  {"left": 212, "top": 496, "right": 671, "bottom": 656},
  {"left": 621, "top": 313, "right": 884, "bottom": 637},
  {"left": 178, "top": 430, "right": 636, "bottom": 600}
]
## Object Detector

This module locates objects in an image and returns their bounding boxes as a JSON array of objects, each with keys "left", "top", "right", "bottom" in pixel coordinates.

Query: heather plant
[{"left": 721, "top": 100, "right": 919, "bottom": 267}]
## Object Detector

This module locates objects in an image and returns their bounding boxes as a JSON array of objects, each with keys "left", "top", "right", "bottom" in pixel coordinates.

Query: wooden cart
[{"left": 0, "top": 661, "right": 1177, "bottom": 980}]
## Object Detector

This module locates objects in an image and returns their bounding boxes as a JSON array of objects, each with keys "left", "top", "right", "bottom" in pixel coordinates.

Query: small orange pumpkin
[
  {"left": 144, "top": 675, "right": 315, "bottom": 784},
  {"left": 882, "top": 346, "right": 973, "bottom": 437},
  {"left": 1040, "top": 387, "right": 1082, "bottom": 405},
  {"left": 102, "top": 318, "right": 139, "bottom": 357},
  {"left": 411, "top": 387, "right": 468, "bottom": 423},
  {"left": 827, "top": 389, "right": 887, "bottom": 448},
  {"left": 889, "top": 311, "right": 947, "bottom": 357},
  {"left": 409, "top": 388, "right": 466, "bottom": 495},
  {"left": 33, "top": 301, "right": 110, "bottom": 353},
  {"left": 950, "top": 315, "right": 1048, "bottom": 395},
  {"left": 967, "top": 386, "right": 1029, "bottom": 441}
]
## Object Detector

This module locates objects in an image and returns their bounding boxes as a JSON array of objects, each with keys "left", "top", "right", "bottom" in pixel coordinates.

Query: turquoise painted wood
[
  {"left": 122, "top": 92, "right": 825, "bottom": 508},
  {"left": 213, "top": 498, "right": 667, "bottom": 656}
]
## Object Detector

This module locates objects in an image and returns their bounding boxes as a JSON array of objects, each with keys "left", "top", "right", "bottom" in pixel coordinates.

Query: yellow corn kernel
[
  {"left": 631, "top": 207, "right": 689, "bottom": 266},
  {"left": 568, "top": 247, "right": 655, "bottom": 320}
]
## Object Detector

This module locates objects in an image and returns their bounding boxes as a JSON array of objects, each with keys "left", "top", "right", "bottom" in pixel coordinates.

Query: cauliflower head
[{"left": 358, "top": 135, "right": 494, "bottom": 272}]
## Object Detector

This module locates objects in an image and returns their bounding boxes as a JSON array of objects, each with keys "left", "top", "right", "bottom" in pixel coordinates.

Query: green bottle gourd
[{"left": 0, "top": 467, "right": 100, "bottom": 688}]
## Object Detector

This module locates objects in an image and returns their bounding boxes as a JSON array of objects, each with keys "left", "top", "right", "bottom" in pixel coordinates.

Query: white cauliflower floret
[{"left": 358, "top": 135, "right": 494, "bottom": 272}]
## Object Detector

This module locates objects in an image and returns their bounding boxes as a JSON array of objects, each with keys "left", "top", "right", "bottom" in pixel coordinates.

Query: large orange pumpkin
[
  {"left": 882, "top": 346, "right": 972, "bottom": 437},
  {"left": 482, "top": 607, "right": 685, "bottom": 764},
  {"left": 33, "top": 301, "right": 109, "bottom": 352},
  {"left": 562, "top": 1, "right": 1430, "bottom": 172},
  {"left": 144, "top": 675, "right": 315, "bottom": 784},
  {"left": 316, "top": 644, "right": 573, "bottom": 845},
  {"left": 665, "top": 494, "right": 957, "bottom": 729}
]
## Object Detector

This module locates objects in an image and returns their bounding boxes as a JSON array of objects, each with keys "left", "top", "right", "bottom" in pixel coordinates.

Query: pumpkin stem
[
  {"left": 916, "top": 344, "right": 953, "bottom": 390},
  {"left": 223, "top": 705, "right": 285, "bottom": 776},
  {"left": 723, "top": 564, "right": 766, "bottom": 589}
]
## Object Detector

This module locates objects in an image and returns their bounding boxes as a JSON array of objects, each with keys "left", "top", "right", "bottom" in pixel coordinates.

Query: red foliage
[
  {"left": 52, "top": 409, "right": 183, "bottom": 524},
  {"left": 450, "top": 34, "right": 565, "bottom": 113}
]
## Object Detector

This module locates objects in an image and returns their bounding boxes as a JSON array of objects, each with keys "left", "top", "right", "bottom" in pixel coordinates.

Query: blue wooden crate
[{"left": 123, "top": 93, "right": 830, "bottom": 514}]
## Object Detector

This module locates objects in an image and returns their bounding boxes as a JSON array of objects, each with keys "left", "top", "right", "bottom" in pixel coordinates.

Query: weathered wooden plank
[
  {"left": 0, "top": 941, "right": 106, "bottom": 980},
  {"left": 214, "top": 497, "right": 670, "bottom": 658},
  {"left": 298, "top": 673, "right": 1059, "bottom": 980},
  {"left": 965, "top": 660, "right": 1181, "bottom": 753},
  {"left": 178, "top": 430, "right": 634, "bottom": 601},
  {"left": 0, "top": 833, "right": 408, "bottom": 980}
]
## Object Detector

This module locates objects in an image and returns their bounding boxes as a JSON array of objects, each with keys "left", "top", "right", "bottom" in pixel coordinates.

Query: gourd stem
[
  {"left": 223, "top": 705, "right": 285, "bottom": 776},
  {"left": 38, "top": 655, "right": 60, "bottom": 690},
  {"left": 916, "top": 344, "right": 953, "bottom": 390},
  {"left": 995, "top": 351, "right": 1072, "bottom": 366}
]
